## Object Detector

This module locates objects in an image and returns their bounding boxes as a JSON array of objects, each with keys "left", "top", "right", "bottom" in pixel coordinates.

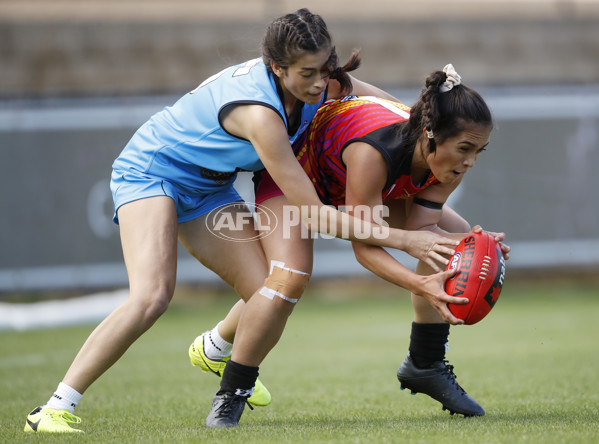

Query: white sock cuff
[
  {"left": 45, "top": 382, "right": 83, "bottom": 413},
  {"left": 213, "top": 322, "right": 233, "bottom": 348},
  {"left": 205, "top": 322, "right": 233, "bottom": 358},
  {"left": 57, "top": 382, "right": 83, "bottom": 404}
]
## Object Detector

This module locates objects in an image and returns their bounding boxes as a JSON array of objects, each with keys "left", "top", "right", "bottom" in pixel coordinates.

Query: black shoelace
[
  {"left": 439, "top": 360, "right": 467, "bottom": 394},
  {"left": 214, "top": 393, "right": 253, "bottom": 418}
]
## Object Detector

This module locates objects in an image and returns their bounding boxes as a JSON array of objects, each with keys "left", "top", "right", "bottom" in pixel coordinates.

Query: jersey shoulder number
[{"left": 190, "top": 59, "right": 262, "bottom": 94}]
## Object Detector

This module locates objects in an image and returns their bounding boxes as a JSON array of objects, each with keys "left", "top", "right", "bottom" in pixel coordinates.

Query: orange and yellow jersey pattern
[{"left": 293, "top": 96, "right": 438, "bottom": 206}]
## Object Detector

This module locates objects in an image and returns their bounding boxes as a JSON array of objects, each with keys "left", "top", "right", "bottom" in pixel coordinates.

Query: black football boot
[
  {"left": 397, "top": 354, "right": 485, "bottom": 417},
  {"left": 205, "top": 390, "right": 253, "bottom": 428}
]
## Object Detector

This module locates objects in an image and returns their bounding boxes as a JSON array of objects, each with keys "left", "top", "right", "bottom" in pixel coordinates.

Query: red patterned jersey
[{"left": 293, "top": 96, "right": 438, "bottom": 206}]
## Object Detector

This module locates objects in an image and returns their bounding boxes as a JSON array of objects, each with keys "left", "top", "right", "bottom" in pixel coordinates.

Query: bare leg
[
  {"left": 213, "top": 300, "right": 245, "bottom": 343},
  {"left": 231, "top": 195, "right": 313, "bottom": 367},
  {"left": 411, "top": 205, "right": 470, "bottom": 322},
  {"left": 178, "top": 203, "right": 269, "bottom": 344},
  {"left": 398, "top": 206, "right": 484, "bottom": 416},
  {"left": 63, "top": 196, "right": 178, "bottom": 393}
]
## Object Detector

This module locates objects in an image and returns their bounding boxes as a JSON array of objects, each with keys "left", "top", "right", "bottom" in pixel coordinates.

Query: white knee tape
[
  {"left": 258, "top": 260, "right": 310, "bottom": 304},
  {"left": 259, "top": 286, "right": 299, "bottom": 303}
]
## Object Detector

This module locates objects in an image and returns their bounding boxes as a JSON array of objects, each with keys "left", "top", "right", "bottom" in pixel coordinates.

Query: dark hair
[
  {"left": 404, "top": 68, "right": 493, "bottom": 153},
  {"left": 262, "top": 8, "right": 361, "bottom": 93}
]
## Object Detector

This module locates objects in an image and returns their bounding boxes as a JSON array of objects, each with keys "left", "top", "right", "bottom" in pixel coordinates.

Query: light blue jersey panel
[{"left": 112, "top": 58, "right": 323, "bottom": 193}]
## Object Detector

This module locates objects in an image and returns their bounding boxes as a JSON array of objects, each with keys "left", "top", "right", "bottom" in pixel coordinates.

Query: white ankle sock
[
  {"left": 44, "top": 382, "right": 83, "bottom": 413},
  {"left": 204, "top": 322, "right": 233, "bottom": 360}
]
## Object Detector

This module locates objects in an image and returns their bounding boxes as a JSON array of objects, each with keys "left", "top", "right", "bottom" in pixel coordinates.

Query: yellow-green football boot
[
  {"left": 24, "top": 406, "right": 83, "bottom": 433},
  {"left": 189, "top": 334, "right": 271, "bottom": 407}
]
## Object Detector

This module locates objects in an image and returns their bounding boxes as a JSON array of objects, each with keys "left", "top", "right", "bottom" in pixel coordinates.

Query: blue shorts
[{"left": 110, "top": 169, "right": 242, "bottom": 224}]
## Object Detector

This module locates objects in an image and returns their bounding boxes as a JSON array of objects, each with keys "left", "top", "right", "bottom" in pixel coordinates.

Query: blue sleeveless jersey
[{"left": 112, "top": 58, "right": 323, "bottom": 191}]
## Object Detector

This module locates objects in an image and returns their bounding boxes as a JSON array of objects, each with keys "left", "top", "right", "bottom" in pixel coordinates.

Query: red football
[{"left": 445, "top": 231, "right": 506, "bottom": 325}]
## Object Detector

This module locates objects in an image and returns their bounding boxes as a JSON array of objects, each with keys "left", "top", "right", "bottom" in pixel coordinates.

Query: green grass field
[{"left": 1, "top": 275, "right": 598, "bottom": 443}]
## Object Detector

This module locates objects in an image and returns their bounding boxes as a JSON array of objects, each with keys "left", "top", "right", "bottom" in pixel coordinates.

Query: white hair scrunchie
[{"left": 440, "top": 64, "right": 462, "bottom": 93}]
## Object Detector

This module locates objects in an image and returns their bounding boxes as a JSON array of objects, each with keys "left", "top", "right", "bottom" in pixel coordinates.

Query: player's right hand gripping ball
[{"left": 445, "top": 231, "right": 506, "bottom": 325}]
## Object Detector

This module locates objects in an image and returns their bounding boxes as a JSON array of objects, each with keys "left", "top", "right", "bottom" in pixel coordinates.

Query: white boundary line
[{"left": 0, "top": 289, "right": 129, "bottom": 331}]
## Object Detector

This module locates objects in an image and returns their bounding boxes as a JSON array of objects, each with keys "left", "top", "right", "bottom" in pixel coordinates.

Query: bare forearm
[
  {"left": 298, "top": 205, "right": 407, "bottom": 250},
  {"left": 352, "top": 243, "right": 422, "bottom": 294}
]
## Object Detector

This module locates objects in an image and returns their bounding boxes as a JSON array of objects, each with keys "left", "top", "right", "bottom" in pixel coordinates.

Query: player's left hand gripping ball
[{"left": 445, "top": 231, "right": 506, "bottom": 325}]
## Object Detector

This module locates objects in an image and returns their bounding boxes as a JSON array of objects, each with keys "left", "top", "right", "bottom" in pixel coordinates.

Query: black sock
[
  {"left": 219, "top": 360, "right": 259, "bottom": 396},
  {"left": 408, "top": 322, "right": 450, "bottom": 368}
]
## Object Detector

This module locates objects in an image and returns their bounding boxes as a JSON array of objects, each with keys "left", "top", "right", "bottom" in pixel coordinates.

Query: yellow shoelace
[{"left": 50, "top": 410, "right": 82, "bottom": 425}]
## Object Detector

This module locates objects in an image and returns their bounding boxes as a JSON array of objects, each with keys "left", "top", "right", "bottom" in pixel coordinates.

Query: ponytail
[{"left": 328, "top": 49, "right": 361, "bottom": 94}]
